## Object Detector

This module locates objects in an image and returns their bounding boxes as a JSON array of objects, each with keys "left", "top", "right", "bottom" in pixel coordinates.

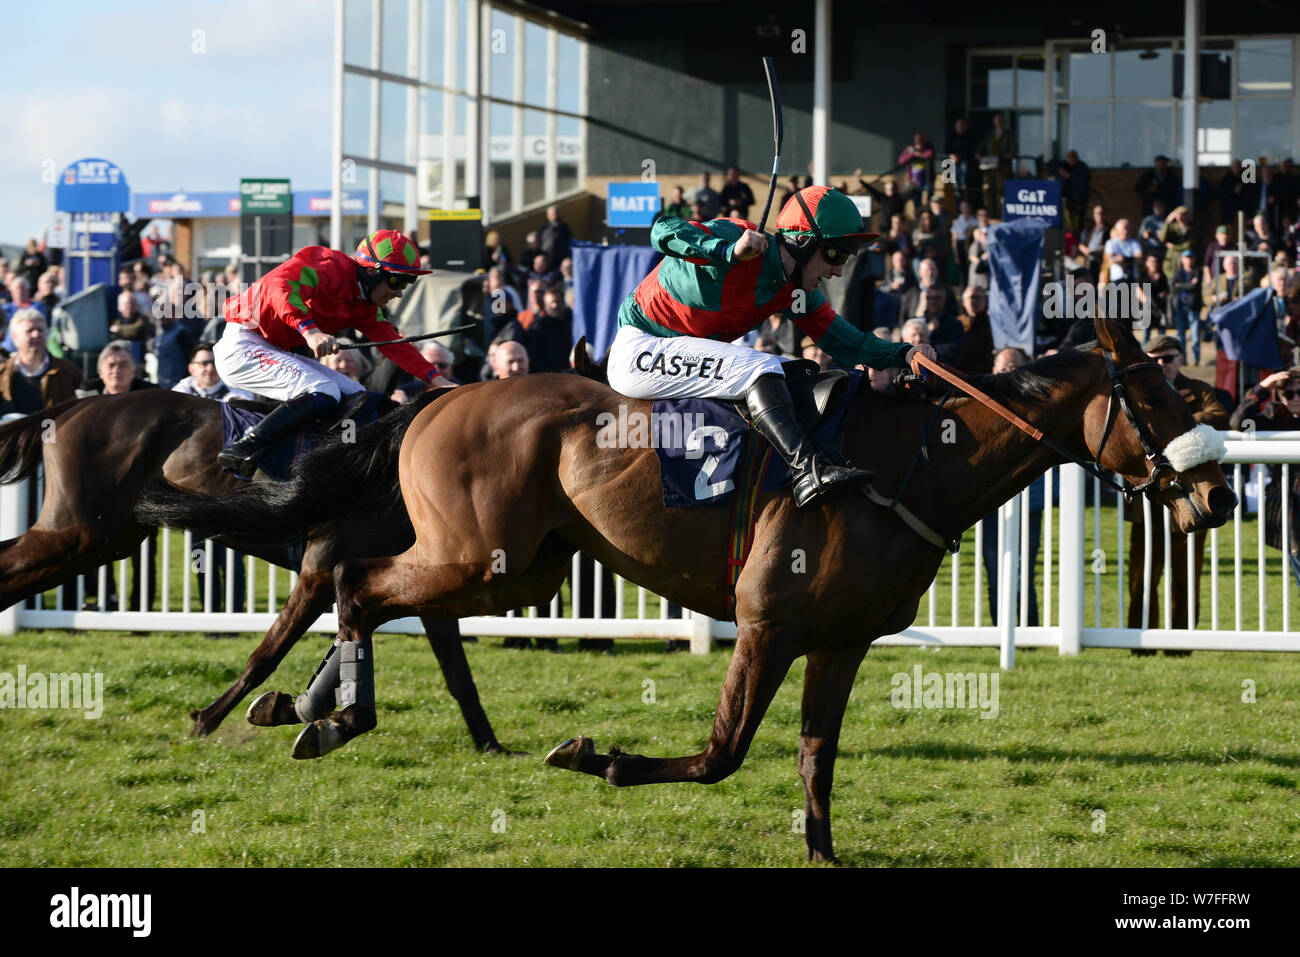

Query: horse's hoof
[
  {"left": 291, "top": 718, "right": 345, "bottom": 760},
  {"left": 246, "top": 691, "right": 297, "bottom": 727},
  {"left": 544, "top": 735, "right": 594, "bottom": 770}
]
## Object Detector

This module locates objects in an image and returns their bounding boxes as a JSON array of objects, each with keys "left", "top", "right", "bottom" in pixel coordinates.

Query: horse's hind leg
[
  {"left": 191, "top": 569, "right": 336, "bottom": 736},
  {"left": 291, "top": 555, "right": 490, "bottom": 759},
  {"left": 545, "top": 621, "right": 797, "bottom": 787},
  {"left": 0, "top": 526, "right": 107, "bottom": 610},
  {"left": 420, "top": 615, "right": 511, "bottom": 754},
  {"left": 797, "top": 642, "right": 870, "bottom": 865}
]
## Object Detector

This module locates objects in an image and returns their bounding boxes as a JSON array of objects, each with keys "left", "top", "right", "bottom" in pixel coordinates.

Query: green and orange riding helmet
[
  {"left": 774, "top": 186, "right": 877, "bottom": 281},
  {"left": 353, "top": 228, "right": 431, "bottom": 291}
]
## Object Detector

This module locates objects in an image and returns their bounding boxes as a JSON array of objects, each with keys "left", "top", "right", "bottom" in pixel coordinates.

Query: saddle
[
  {"left": 221, "top": 391, "right": 396, "bottom": 482},
  {"left": 780, "top": 359, "right": 852, "bottom": 434}
]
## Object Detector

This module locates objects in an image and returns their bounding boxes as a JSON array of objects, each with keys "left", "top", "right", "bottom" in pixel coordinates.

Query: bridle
[
  {"left": 911, "top": 345, "right": 1189, "bottom": 507},
  {"left": 1091, "top": 351, "right": 1184, "bottom": 502}
]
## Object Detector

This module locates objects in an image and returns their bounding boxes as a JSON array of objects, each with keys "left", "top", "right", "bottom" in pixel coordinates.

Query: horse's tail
[
  {"left": 0, "top": 398, "right": 85, "bottom": 485},
  {"left": 133, "top": 388, "right": 449, "bottom": 543}
]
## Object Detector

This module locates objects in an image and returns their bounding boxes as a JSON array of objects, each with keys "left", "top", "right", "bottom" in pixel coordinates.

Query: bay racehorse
[
  {"left": 0, "top": 388, "right": 508, "bottom": 751},
  {"left": 142, "top": 316, "right": 1236, "bottom": 861}
]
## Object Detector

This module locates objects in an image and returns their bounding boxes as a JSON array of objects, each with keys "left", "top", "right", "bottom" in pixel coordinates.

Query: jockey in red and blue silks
[
  {"left": 214, "top": 229, "right": 453, "bottom": 476},
  {"left": 609, "top": 185, "right": 937, "bottom": 508}
]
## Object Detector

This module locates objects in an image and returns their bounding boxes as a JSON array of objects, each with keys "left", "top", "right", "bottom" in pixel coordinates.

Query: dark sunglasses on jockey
[
  {"left": 380, "top": 270, "right": 417, "bottom": 289},
  {"left": 789, "top": 189, "right": 862, "bottom": 267},
  {"left": 818, "top": 238, "right": 861, "bottom": 266}
]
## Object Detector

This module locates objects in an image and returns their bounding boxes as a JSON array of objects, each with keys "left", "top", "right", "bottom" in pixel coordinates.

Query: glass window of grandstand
[
  {"left": 969, "top": 53, "right": 1045, "bottom": 172},
  {"left": 1049, "top": 36, "right": 1296, "bottom": 169},
  {"left": 342, "top": 0, "right": 585, "bottom": 226}
]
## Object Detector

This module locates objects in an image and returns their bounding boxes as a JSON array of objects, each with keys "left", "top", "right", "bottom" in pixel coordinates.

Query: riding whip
[
  {"left": 334, "top": 323, "right": 478, "bottom": 350},
  {"left": 757, "top": 57, "right": 784, "bottom": 234}
]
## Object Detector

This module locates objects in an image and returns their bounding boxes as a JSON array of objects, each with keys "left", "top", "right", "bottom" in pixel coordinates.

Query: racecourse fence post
[
  {"left": 0, "top": 477, "right": 29, "bottom": 634},
  {"left": 1058, "top": 464, "right": 1086, "bottom": 655},
  {"left": 689, "top": 611, "right": 714, "bottom": 654},
  {"left": 998, "top": 496, "right": 1020, "bottom": 670}
]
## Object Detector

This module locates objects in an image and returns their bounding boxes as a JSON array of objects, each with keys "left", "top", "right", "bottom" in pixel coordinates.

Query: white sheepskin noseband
[{"left": 1163, "top": 424, "right": 1226, "bottom": 472}]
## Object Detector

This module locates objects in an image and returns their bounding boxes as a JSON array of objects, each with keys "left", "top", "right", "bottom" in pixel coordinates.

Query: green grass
[{"left": 1, "top": 630, "right": 1298, "bottom": 866}]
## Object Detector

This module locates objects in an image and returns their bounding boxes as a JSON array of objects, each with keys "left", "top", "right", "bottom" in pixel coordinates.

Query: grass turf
[{"left": 1, "top": 630, "right": 1297, "bottom": 866}]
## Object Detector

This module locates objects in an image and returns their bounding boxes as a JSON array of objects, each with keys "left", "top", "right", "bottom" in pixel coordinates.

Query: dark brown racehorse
[
  {"left": 0, "top": 389, "right": 507, "bottom": 751},
  {"left": 144, "top": 316, "right": 1236, "bottom": 862}
]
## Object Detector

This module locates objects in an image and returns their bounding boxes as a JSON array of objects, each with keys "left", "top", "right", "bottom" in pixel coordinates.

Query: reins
[{"left": 863, "top": 349, "right": 1171, "bottom": 553}]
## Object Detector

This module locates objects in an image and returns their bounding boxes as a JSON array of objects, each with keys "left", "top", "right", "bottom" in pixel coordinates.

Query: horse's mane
[{"left": 929, "top": 323, "right": 1129, "bottom": 408}]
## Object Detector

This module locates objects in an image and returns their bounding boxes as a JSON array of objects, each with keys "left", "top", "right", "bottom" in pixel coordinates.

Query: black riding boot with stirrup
[
  {"left": 217, "top": 391, "right": 336, "bottom": 476},
  {"left": 744, "top": 373, "right": 873, "bottom": 509}
]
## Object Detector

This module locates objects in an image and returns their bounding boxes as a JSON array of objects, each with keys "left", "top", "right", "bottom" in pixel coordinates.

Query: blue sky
[{"left": 1, "top": 0, "right": 334, "bottom": 244}]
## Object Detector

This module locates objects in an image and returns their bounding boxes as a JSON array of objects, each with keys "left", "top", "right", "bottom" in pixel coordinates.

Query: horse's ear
[
  {"left": 1094, "top": 314, "right": 1121, "bottom": 354},
  {"left": 571, "top": 336, "right": 590, "bottom": 375}
]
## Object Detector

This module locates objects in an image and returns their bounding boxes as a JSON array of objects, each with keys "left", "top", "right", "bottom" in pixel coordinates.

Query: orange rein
[{"left": 909, "top": 352, "right": 1044, "bottom": 442}]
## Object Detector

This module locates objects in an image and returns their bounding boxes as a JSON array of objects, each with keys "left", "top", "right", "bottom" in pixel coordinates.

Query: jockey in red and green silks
[
  {"left": 610, "top": 185, "right": 936, "bottom": 508},
  {"left": 214, "top": 229, "right": 452, "bottom": 477}
]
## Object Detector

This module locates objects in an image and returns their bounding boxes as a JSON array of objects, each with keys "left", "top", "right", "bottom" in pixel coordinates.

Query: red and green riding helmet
[{"left": 353, "top": 229, "right": 432, "bottom": 277}]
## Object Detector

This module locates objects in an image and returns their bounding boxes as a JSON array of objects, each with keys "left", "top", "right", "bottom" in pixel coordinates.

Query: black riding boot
[
  {"left": 744, "top": 373, "right": 873, "bottom": 509},
  {"left": 217, "top": 391, "right": 336, "bottom": 476}
]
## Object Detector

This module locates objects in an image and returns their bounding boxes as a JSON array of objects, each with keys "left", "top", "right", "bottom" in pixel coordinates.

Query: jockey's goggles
[
  {"left": 818, "top": 238, "right": 860, "bottom": 266},
  {"left": 380, "top": 271, "right": 417, "bottom": 289}
]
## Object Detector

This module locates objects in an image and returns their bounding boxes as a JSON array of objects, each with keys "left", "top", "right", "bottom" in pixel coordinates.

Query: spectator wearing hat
[
  {"left": 1135, "top": 155, "right": 1183, "bottom": 217},
  {"left": 1170, "top": 249, "right": 1203, "bottom": 363},
  {"left": 1127, "top": 334, "right": 1229, "bottom": 651}
]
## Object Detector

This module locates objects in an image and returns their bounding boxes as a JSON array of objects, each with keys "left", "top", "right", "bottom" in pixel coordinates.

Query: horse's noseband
[{"left": 1093, "top": 352, "right": 1191, "bottom": 502}]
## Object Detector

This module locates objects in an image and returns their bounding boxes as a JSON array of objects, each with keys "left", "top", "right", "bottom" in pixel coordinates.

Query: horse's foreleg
[
  {"left": 546, "top": 623, "right": 796, "bottom": 787},
  {"left": 419, "top": 615, "right": 511, "bottom": 754},
  {"left": 191, "top": 569, "right": 335, "bottom": 736},
  {"left": 797, "top": 641, "right": 870, "bottom": 865}
]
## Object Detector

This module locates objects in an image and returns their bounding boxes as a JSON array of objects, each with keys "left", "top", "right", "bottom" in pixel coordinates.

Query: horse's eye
[{"left": 1145, "top": 392, "right": 1167, "bottom": 409}]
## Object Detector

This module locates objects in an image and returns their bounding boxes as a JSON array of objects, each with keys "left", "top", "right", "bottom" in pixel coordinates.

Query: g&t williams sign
[
  {"left": 239, "top": 178, "right": 292, "bottom": 215},
  {"left": 1002, "top": 180, "right": 1061, "bottom": 227},
  {"left": 606, "top": 182, "right": 661, "bottom": 228},
  {"left": 55, "top": 158, "right": 129, "bottom": 213}
]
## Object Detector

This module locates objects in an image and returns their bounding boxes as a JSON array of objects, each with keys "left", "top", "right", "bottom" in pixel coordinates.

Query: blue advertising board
[
  {"left": 1002, "top": 179, "right": 1061, "bottom": 227},
  {"left": 606, "top": 182, "right": 662, "bottom": 228},
  {"left": 55, "top": 158, "right": 129, "bottom": 213},
  {"left": 133, "top": 189, "right": 369, "bottom": 219}
]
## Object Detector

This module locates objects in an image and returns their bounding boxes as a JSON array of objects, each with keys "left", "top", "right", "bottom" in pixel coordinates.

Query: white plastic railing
[{"left": 3, "top": 435, "right": 1298, "bottom": 658}]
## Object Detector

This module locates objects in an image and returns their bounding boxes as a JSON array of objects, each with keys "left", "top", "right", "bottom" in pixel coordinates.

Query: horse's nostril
[{"left": 1207, "top": 485, "right": 1237, "bottom": 515}]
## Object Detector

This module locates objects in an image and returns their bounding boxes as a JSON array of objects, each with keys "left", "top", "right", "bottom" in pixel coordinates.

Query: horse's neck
[{"left": 933, "top": 362, "right": 1099, "bottom": 534}]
